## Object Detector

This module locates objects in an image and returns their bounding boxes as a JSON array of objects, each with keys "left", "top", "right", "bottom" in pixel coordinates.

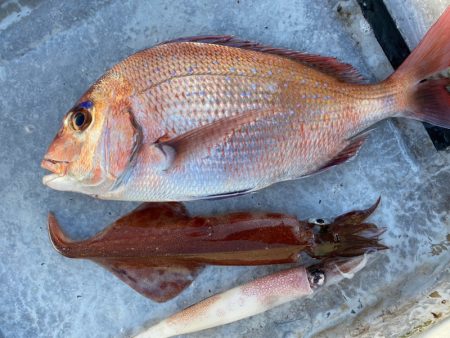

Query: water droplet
[{"left": 24, "top": 125, "right": 35, "bottom": 133}]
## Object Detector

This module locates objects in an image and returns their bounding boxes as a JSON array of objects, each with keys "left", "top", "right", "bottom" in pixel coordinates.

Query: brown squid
[{"left": 48, "top": 199, "right": 386, "bottom": 302}]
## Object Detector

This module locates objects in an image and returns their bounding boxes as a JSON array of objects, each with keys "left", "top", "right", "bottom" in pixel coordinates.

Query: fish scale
[
  {"left": 122, "top": 105, "right": 349, "bottom": 200},
  {"left": 123, "top": 73, "right": 371, "bottom": 199},
  {"left": 129, "top": 69, "right": 354, "bottom": 195},
  {"left": 114, "top": 52, "right": 378, "bottom": 201},
  {"left": 42, "top": 10, "right": 450, "bottom": 200}
]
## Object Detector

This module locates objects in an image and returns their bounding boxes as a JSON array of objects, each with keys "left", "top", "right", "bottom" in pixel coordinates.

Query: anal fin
[
  {"left": 94, "top": 258, "right": 203, "bottom": 302},
  {"left": 318, "top": 136, "right": 366, "bottom": 172}
]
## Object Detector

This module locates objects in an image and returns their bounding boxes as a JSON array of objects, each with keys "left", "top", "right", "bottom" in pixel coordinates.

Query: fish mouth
[
  {"left": 41, "top": 158, "right": 69, "bottom": 175},
  {"left": 42, "top": 173, "right": 80, "bottom": 191},
  {"left": 42, "top": 158, "right": 73, "bottom": 190},
  {"left": 42, "top": 160, "right": 111, "bottom": 194}
]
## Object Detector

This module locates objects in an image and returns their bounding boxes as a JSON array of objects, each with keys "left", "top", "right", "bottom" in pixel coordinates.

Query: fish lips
[
  {"left": 41, "top": 158, "right": 68, "bottom": 174},
  {"left": 42, "top": 173, "right": 78, "bottom": 191},
  {"left": 41, "top": 159, "right": 80, "bottom": 191},
  {"left": 42, "top": 159, "right": 115, "bottom": 195}
]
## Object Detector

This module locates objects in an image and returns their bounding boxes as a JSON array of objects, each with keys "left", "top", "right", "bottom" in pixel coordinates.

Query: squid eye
[
  {"left": 308, "top": 218, "right": 330, "bottom": 225},
  {"left": 71, "top": 109, "right": 91, "bottom": 131},
  {"left": 307, "top": 268, "right": 326, "bottom": 288}
]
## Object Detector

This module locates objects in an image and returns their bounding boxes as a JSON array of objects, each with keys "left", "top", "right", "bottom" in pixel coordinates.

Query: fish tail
[
  {"left": 390, "top": 7, "right": 450, "bottom": 127},
  {"left": 407, "top": 78, "right": 450, "bottom": 128}
]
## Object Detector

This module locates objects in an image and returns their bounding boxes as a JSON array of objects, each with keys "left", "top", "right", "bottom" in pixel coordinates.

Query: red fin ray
[
  {"left": 390, "top": 8, "right": 450, "bottom": 128},
  {"left": 409, "top": 77, "right": 450, "bottom": 128},
  {"left": 393, "top": 8, "right": 450, "bottom": 82},
  {"left": 163, "top": 108, "right": 274, "bottom": 169},
  {"left": 160, "top": 35, "right": 364, "bottom": 83},
  {"left": 317, "top": 135, "right": 366, "bottom": 172}
]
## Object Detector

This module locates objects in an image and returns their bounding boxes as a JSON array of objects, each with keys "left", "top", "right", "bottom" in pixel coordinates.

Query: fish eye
[{"left": 70, "top": 109, "right": 92, "bottom": 131}]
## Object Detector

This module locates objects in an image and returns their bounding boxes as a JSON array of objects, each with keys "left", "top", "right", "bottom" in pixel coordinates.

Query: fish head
[{"left": 41, "top": 73, "right": 140, "bottom": 196}]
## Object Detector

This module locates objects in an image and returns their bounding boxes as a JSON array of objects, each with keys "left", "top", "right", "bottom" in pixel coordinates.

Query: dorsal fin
[{"left": 160, "top": 35, "right": 365, "bottom": 84}]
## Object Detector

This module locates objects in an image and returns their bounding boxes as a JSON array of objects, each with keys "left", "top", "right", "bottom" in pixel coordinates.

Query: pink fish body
[{"left": 42, "top": 9, "right": 450, "bottom": 201}]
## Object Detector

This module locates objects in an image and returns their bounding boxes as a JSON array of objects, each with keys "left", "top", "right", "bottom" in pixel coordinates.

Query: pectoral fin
[
  {"left": 148, "top": 142, "right": 177, "bottom": 171},
  {"left": 94, "top": 258, "right": 203, "bottom": 302},
  {"left": 160, "top": 109, "right": 275, "bottom": 169}
]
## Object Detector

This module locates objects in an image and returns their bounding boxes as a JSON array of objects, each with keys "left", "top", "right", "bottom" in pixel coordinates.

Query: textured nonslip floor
[{"left": 0, "top": 1, "right": 449, "bottom": 337}]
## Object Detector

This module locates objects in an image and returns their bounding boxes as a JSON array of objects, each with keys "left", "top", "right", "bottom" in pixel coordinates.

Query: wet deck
[{"left": 0, "top": 1, "right": 448, "bottom": 337}]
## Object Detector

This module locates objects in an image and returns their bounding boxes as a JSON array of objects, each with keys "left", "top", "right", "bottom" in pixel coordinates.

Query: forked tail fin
[
  {"left": 410, "top": 78, "right": 450, "bottom": 127},
  {"left": 393, "top": 7, "right": 450, "bottom": 82},
  {"left": 390, "top": 7, "right": 450, "bottom": 128}
]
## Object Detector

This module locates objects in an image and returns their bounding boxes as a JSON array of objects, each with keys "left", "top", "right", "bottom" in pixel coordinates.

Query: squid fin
[
  {"left": 127, "top": 201, "right": 189, "bottom": 219},
  {"left": 48, "top": 207, "right": 202, "bottom": 302},
  {"left": 93, "top": 259, "right": 203, "bottom": 302}
]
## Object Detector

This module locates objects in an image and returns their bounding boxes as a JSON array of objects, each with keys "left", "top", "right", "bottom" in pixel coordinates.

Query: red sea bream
[{"left": 42, "top": 9, "right": 450, "bottom": 201}]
